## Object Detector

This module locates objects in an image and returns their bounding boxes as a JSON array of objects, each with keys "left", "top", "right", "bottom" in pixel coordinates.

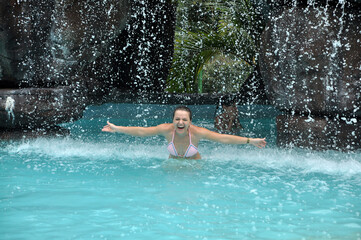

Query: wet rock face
[
  {"left": 0, "top": 0, "right": 175, "bottom": 94},
  {"left": 260, "top": 5, "right": 361, "bottom": 116},
  {"left": 260, "top": 2, "right": 361, "bottom": 150},
  {"left": 0, "top": 0, "right": 129, "bottom": 88},
  {"left": 277, "top": 115, "right": 361, "bottom": 151},
  {"left": 0, "top": 87, "right": 86, "bottom": 129},
  {"left": 48, "top": 0, "right": 129, "bottom": 87},
  {"left": 0, "top": 0, "right": 128, "bottom": 131},
  {"left": 0, "top": 0, "right": 176, "bottom": 131}
]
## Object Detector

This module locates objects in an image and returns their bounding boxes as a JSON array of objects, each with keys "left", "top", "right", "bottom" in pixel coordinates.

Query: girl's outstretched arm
[
  {"left": 199, "top": 127, "right": 266, "bottom": 148},
  {"left": 102, "top": 121, "right": 169, "bottom": 137}
]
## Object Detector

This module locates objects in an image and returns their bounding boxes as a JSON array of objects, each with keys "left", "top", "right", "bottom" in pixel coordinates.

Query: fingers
[
  {"left": 254, "top": 138, "right": 267, "bottom": 148},
  {"left": 256, "top": 142, "right": 265, "bottom": 148},
  {"left": 101, "top": 126, "right": 109, "bottom": 132},
  {"left": 102, "top": 121, "right": 111, "bottom": 132}
]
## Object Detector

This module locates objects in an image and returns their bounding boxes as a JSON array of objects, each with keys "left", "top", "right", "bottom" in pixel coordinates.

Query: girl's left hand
[{"left": 250, "top": 138, "right": 267, "bottom": 148}]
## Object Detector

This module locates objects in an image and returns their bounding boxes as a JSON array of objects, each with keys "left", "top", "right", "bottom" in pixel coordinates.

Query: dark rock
[
  {"left": 261, "top": 2, "right": 361, "bottom": 151},
  {"left": 238, "top": 65, "right": 270, "bottom": 105},
  {"left": 82, "top": 0, "right": 177, "bottom": 103},
  {"left": 0, "top": 0, "right": 176, "bottom": 94},
  {"left": 260, "top": 5, "right": 361, "bottom": 117},
  {"left": 0, "top": 0, "right": 176, "bottom": 133},
  {"left": 96, "top": 0, "right": 176, "bottom": 95},
  {"left": 266, "top": 0, "right": 361, "bottom": 8},
  {"left": 96, "top": 90, "right": 269, "bottom": 106},
  {"left": 0, "top": 87, "right": 85, "bottom": 129},
  {"left": 0, "top": 0, "right": 129, "bottom": 88},
  {"left": 277, "top": 114, "right": 361, "bottom": 151}
]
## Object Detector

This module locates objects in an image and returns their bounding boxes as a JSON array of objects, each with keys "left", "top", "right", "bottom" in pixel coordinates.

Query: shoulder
[
  {"left": 191, "top": 124, "right": 226, "bottom": 142},
  {"left": 155, "top": 123, "right": 174, "bottom": 139},
  {"left": 190, "top": 124, "right": 216, "bottom": 138},
  {"left": 156, "top": 123, "right": 174, "bottom": 134},
  {"left": 156, "top": 123, "right": 173, "bottom": 130}
]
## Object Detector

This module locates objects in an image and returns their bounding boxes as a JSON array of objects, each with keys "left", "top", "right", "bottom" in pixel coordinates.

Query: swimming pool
[{"left": 1, "top": 104, "right": 360, "bottom": 239}]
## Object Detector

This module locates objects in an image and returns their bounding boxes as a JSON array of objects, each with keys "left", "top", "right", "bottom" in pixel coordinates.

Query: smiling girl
[{"left": 102, "top": 106, "right": 267, "bottom": 159}]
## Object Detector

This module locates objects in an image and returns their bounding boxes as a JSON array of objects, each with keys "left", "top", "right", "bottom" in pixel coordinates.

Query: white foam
[
  {"left": 5, "top": 137, "right": 166, "bottom": 161},
  {"left": 5, "top": 96, "right": 15, "bottom": 124},
  {"left": 204, "top": 145, "right": 361, "bottom": 177},
  {"left": 4, "top": 138, "right": 361, "bottom": 177}
]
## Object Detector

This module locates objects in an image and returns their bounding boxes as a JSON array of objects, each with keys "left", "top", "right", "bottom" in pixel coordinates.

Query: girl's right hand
[{"left": 102, "top": 121, "right": 117, "bottom": 133}]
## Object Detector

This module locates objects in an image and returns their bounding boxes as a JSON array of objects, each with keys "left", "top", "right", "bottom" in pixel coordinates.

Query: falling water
[{"left": 5, "top": 96, "right": 15, "bottom": 124}]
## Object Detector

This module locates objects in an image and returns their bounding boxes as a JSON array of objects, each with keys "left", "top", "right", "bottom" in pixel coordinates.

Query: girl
[{"left": 102, "top": 106, "right": 266, "bottom": 160}]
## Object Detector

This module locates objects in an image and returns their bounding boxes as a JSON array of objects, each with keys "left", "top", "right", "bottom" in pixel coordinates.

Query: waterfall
[{"left": 5, "top": 97, "right": 15, "bottom": 124}]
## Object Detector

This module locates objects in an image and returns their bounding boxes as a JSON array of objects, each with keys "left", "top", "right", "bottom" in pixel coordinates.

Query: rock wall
[
  {"left": 0, "top": 0, "right": 129, "bottom": 88},
  {"left": 0, "top": 0, "right": 176, "bottom": 132},
  {"left": 260, "top": 0, "right": 361, "bottom": 150},
  {"left": 0, "top": 87, "right": 85, "bottom": 129}
]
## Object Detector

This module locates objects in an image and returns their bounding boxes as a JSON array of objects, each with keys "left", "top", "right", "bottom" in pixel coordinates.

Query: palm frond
[{"left": 166, "top": 0, "right": 264, "bottom": 93}]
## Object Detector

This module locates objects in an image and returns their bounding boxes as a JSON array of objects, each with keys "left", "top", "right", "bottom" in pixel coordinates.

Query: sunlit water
[{"left": 1, "top": 104, "right": 361, "bottom": 240}]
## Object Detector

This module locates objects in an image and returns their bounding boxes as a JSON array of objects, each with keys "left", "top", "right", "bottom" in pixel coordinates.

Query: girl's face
[{"left": 173, "top": 110, "right": 191, "bottom": 134}]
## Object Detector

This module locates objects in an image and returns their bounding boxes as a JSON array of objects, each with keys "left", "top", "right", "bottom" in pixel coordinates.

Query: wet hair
[{"left": 173, "top": 105, "right": 192, "bottom": 121}]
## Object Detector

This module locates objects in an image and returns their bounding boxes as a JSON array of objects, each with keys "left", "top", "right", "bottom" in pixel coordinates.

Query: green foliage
[
  {"left": 202, "top": 54, "right": 253, "bottom": 93},
  {"left": 166, "top": 0, "right": 265, "bottom": 93}
]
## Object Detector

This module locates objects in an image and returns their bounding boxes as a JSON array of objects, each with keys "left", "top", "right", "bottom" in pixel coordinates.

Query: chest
[{"left": 169, "top": 134, "right": 198, "bottom": 155}]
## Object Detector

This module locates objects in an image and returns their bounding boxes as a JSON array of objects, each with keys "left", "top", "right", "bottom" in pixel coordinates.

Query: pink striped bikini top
[{"left": 167, "top": 129, "right": 198, "bottom": 158}]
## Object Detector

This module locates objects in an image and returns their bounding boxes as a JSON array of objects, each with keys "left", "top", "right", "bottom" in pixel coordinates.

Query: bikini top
[{"left": 167, "top": 129, "right": 198, "bottom": 158}]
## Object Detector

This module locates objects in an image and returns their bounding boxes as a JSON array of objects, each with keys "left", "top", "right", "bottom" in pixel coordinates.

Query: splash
[
  {"left": 5, "top": 97, "right": 15, "bottom": 124},
  {"left": 4, "top": 136, "right": 361, "bottom": 178}
]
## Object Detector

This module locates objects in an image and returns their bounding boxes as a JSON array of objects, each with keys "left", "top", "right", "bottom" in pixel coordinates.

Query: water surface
[{"left": 1, "top": 104, "right": 360, "bottom": 240}]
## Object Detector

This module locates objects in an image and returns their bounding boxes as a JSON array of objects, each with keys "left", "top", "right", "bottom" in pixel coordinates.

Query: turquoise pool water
[{"left": 1, "top": 104, "right": 361, "bottom": 240}]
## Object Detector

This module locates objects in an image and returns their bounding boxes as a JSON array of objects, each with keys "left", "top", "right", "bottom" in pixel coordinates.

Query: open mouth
[{"left": 177, "top": 126, "right": 185, "bottom": 130}]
